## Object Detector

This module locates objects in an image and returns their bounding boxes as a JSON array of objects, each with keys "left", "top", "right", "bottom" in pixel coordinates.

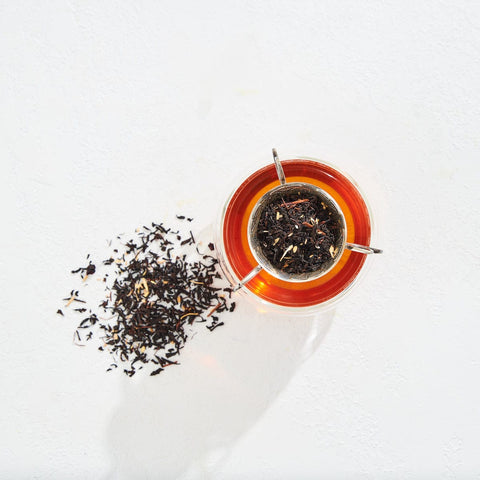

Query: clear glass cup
[{"left": 215, "top": 154, "right": 379, "bottom": 315}]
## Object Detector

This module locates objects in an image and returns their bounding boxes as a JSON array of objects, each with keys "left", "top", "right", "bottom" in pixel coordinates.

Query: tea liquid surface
[{"left": 222, "top": 159, "right": 371, "bottom": 307}]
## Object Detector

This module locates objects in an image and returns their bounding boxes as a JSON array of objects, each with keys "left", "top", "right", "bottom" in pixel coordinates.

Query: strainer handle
[
  {"left": 233, "top": 264, "right": 263, "bottom": 292},
  {"left": 272, "top": 148, "right": 286, "bottom": 185},
  {"left": 345, "top": 243, "right": 383, "bottom": 254}
]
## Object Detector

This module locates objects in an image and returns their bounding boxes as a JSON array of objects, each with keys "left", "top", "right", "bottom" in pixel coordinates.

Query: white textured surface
[{"left": 1, "top": 1, "right": 480, "bottom": 478}]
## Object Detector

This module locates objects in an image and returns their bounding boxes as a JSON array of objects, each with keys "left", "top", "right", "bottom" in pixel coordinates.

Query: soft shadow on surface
[{"left": 105, "top": 298, "right": 334, "bottom": 479}]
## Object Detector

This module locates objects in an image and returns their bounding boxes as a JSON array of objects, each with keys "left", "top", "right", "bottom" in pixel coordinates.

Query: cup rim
[{"left": 215, "top": 154, "right": 376, "bottom": 314}]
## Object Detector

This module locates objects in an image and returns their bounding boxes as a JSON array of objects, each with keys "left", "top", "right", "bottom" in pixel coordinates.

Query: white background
[{"left": 1, "top": 1, "right": 480, "bottom": 478}]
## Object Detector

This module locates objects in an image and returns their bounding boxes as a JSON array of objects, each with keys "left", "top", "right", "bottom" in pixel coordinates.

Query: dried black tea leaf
[
  {"left": 59, "top": 218, "right": 235, "bottom": 377},
  {"left": 86, "top": 263, "right": 96, "bottom": 275},
  {"left": 255, "top": 192, "right": 341, "bottom": 275}
]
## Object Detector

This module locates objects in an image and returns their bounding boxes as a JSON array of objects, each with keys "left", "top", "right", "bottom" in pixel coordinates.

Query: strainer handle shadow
[{"left": 345, "top": 243, "right": 383, "bottom": 254}]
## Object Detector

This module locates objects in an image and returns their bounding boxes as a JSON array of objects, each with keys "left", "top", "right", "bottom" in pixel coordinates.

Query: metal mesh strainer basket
[{"left": 248, "top": 182, "right": 346, "bottom": 281}]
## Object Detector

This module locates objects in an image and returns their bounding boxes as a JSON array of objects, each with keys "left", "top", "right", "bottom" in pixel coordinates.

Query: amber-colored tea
[{"left": 222, "top": 159, "right": 371, "bottom": 308}]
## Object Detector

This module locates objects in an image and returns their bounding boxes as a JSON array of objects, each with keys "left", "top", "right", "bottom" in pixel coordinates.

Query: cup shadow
[{"left": 105, "top": 299, "right": 334, "bottom": 479}]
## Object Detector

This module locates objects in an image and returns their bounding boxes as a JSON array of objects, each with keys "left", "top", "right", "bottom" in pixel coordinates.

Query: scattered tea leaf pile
[
  {"left": 59, "top": 219, "right": 235, "bottom": 376},
  {"left": 255, "top": 191, "right": 341, "bottom": 275}
]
